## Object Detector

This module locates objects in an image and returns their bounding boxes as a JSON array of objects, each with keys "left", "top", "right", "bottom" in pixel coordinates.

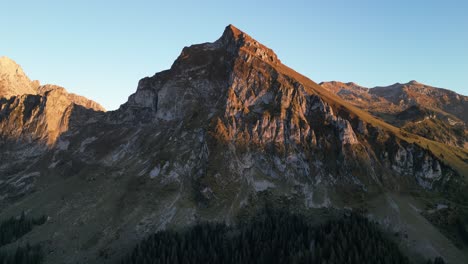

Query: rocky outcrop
[{"left": 38, "top": 85, "right": 105, "bottom": 112}]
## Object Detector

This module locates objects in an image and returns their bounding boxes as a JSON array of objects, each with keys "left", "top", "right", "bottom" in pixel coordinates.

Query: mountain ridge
[
  {"left": 320, "top": 80, "right": 468, "bottom": 149},
  {"left": 0, "top": 57, "right": 105, "bottom": 145}
]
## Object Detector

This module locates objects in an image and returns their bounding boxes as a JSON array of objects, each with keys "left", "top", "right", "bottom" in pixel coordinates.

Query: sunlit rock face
[
  {"left": 0, "top": 57, "right": 104, "bottom": 145},
  {"left": 0, "top": 83, "right": 104, "bottom": 146},
  {"left": 0, "top": 25, "right": 465, "bottom": 264}
]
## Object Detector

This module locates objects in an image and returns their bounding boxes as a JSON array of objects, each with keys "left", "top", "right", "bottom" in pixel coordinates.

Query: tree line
[{"left": 121, "top": 209, "right": 418, "bottom": 264}]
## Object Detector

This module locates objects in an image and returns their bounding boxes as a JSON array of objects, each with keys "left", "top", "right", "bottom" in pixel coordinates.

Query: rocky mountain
[
  {"left": 320, "top": 81, "right": 468, "bottom": 148},
  {"left": 0, "top": 25, "right": 467, "bottom": 263}
]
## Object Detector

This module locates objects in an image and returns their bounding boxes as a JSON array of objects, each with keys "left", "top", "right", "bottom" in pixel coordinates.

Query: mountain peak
[
  {"left": 219, "top": 24, "right": 253, "bottom": 45},
  {"left": 218, "top": 24, "right": 280, "bottom": 64},
  {"left": 166, "top": 25, "right": 281, "bottom": 78},
  {"left": 222, "top": 24, "right": 244, "bottom": 41},
  {"left": 0, "top": 56, "right": 26, "bottom": 77},
  {"left": 407, "top": 80, "right": 421, "bottom": 85},
  {"left": 0, "top": 56, "right": 39, "bottom": 97}
]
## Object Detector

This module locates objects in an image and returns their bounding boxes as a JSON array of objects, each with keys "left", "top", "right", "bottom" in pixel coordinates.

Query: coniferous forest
[
  {"left": 121, "top": 209, "right": 414, "bottom": 264},
  {"left": 0, "top": 244, "right": 43, "bottom": 264},
  {"left": 0, "top": 213, "right": 46, "bottom": 247},
  {"left": 0, "top": 213, "right": 46, "bottom": 264}
]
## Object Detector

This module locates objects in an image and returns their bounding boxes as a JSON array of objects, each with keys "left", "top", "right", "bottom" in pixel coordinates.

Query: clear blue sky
[{"left": 1, "top": 0, "right": 467, "bottom": 110}]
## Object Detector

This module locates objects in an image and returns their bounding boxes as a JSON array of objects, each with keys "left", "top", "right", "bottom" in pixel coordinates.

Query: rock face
[
  {"left": 320, "top": 81, "right": 468, "bottom": 148},
  {"left": 0, "top": 86, "right": 104, "bottom": 145},
  {"left": 0, "top": 25, "right": 467, "bottom": 263}
]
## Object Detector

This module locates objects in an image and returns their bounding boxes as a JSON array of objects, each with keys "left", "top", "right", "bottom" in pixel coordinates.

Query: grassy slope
[{"left": 368, "top": 193, "right": 468, "bottom": 264}]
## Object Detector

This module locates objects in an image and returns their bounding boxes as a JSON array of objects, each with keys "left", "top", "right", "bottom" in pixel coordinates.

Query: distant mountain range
[
  {"left": 320, "top": 81, "right": 467, "bottom": 148},
  {"left": 0, "top": 26, "right": 467, "bottom": 263}
]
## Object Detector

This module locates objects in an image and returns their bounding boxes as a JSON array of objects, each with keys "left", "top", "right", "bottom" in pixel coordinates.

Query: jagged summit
[
  {"left": 218, "top": 24, "right": 260, "bottom": 48},
  {"left": 219, "top": 24, "right": 280, "bottom": 64},
  {"left": 221, "top": 24, "right": 245, "bottom": 42},
  {"left": 0, "top": 56, "right": 39, "bottom": 97},
  {"left": 126, "top": 24, "right": 281, "bottom": 112},
  {"left": 175, "top": 24, "right": 280, "bottom": 66}
]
